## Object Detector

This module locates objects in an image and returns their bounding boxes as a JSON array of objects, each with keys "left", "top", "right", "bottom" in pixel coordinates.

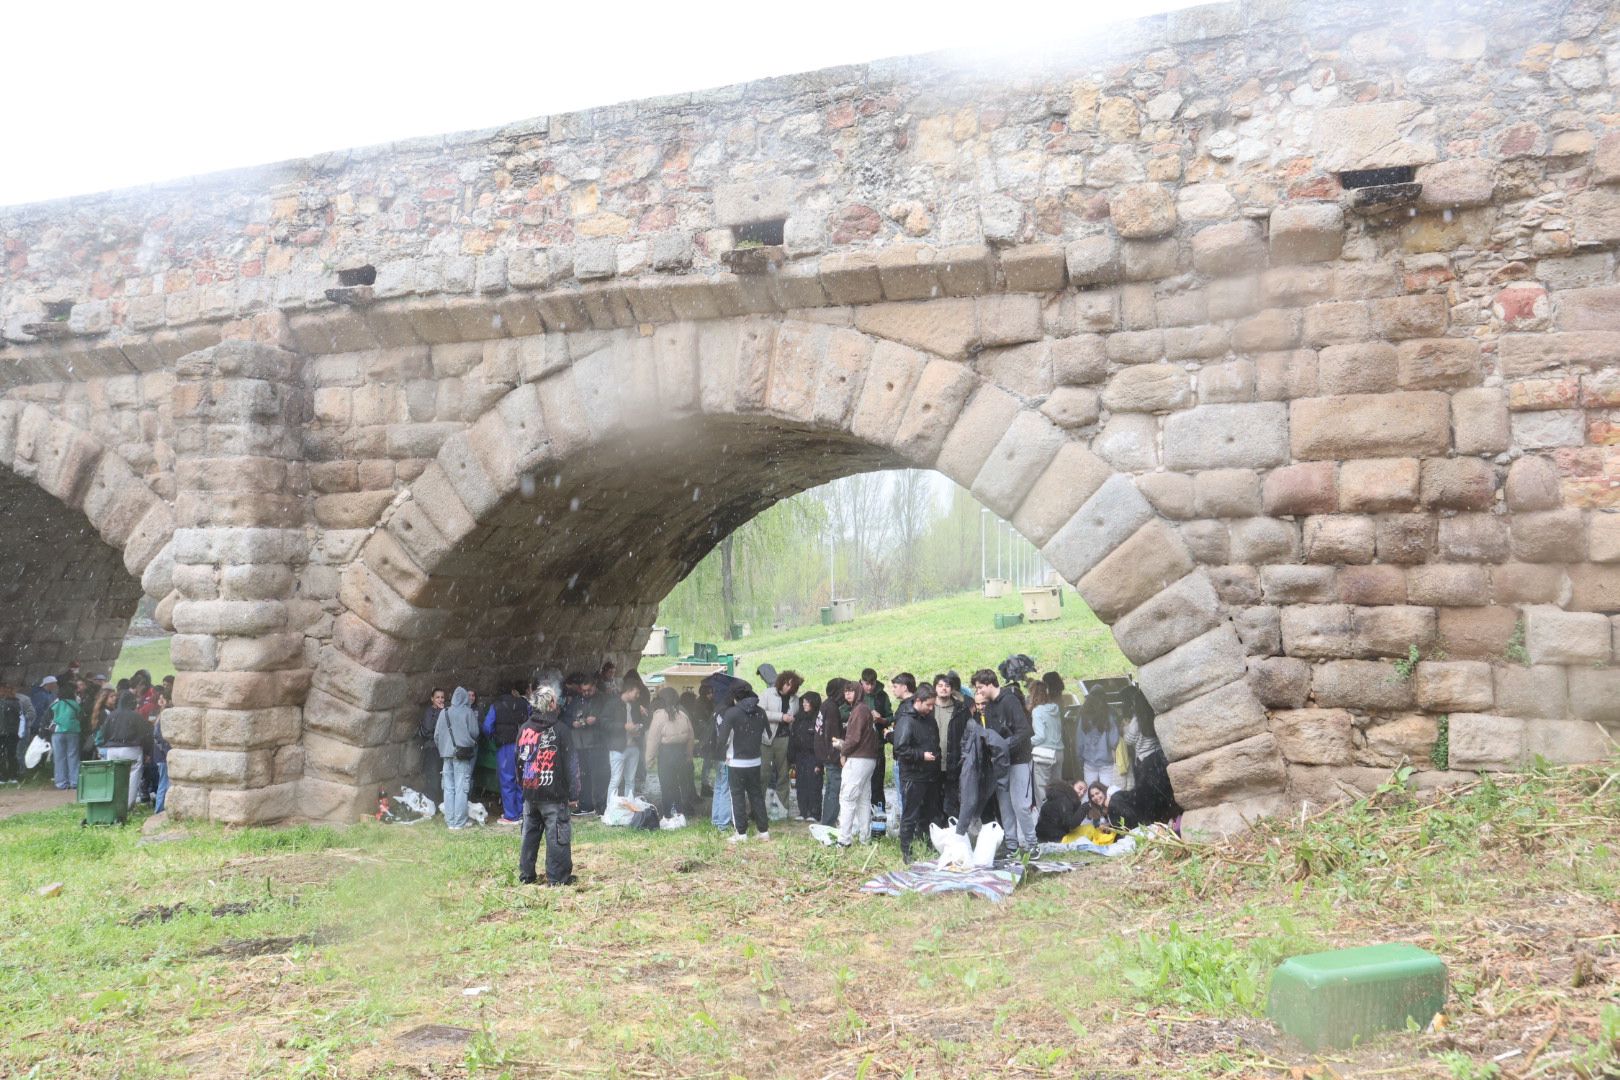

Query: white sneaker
[
  {"left": 756, "top": 831, "right": 771, "bottom": 842},
  {"left": 727, "top": 832, "right": 748, "bottom": 844}
]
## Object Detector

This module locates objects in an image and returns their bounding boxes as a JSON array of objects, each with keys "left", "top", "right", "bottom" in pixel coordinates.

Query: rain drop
[
  {"left": 569, "top": 497, "right": 581, "bottom": 511},
  {"left": 1442, "top": 209, "right": 1454, "bottom": 223},
  {"left": 519, "top": 473, "right": 536, "bottom": 497},
  {"left": 491, "top": 313, "right": 504, "bottom": 329},
  {"left": 692, "top": 486, "right": 702, "bottom": 501}
]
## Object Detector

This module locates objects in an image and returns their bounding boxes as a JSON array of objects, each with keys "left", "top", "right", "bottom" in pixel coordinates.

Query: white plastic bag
[
  {"left": 397, "top": 786, "right": 436, "bottom": 818},
  {"left": 808, "top": 822, "right": 838, "bottom": 846},
  {"left": 932, "top": 819, "right": 974, "bottom": 871},
  {"left": 603, "top": 796, "right": 653, "bottom": 827},
  {"left": 971, "top": 821, "right": 1005, "bottom": 868},
  {"left": 466, "top": 802, "right": 488, "bottom": 825},
  {"left": 24, "top": 736, "right": 49, "bottom": 770},
  {"left": 765, "top": 789, "right": 791, "bottom": 821},
  {"left": 659, "top": 811, "right": 687, "bottom": 830}
]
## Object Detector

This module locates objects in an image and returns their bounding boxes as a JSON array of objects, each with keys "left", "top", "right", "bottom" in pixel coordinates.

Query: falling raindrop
[
  {"left": 1442, "top": 209, "right": 1454, "bottom": 223},
  {"left": 567, "top": 574, "right": 578, "bottom": 589},
  {"left": 691, "top": 486, "right": 702, "bottom": 501},
  {"left": 519, "top": 473, "right": 536, "bottom": 498},
  {"left": 569, "top": 497, "right": 581, "bottom": 511},
  {"left": 491, "top": 313, "right": 503, "bottom": 330}
]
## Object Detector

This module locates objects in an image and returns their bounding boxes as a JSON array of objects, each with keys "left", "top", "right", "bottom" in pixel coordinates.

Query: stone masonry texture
[{"left": 1, "top": 0, "right": 1619, "bottom": 832}]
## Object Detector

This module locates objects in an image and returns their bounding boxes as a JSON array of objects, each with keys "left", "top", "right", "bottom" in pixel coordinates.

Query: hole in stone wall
[
  {"left": 1338, "top": 166, "right": 1417, "bottom": 189},
  {"left": 43, "top": 300, "right": 74, "bottom": 321},
  {"left": 731, "top": 219, "right": 786, "bottom": 246},
  {"left": 337, "top": 264, "right": 377, "bottom": 286}
]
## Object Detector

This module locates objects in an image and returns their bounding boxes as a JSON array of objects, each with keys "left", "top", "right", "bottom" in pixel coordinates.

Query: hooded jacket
[
  {"left": 716, "top": 691, "right": 768, "bottom": 766},
  {"left": 814, "top": 690, "right": 846, "bottom": 766},
  {"left": 892, "top": 697, "right": 942, "bottom": 778},
  {"left": 981, "top": 688, "right": 1035, "bottom": 766},
  {"left": 788, "top": 696, "right": 821, "bottom": 760},
  {"left": 516, "top": 709, "right": 577, "bottom": 804},
  {"left": 1036, "top": 782, "right": 1090, "bottom": 842},
  {"left": 434, "top": 687, "right": 480, "bottom": 760},
  {"left": 100, "top": 693, "right": 152, "bottom": 751},
  {"left": 955, "top": 722, "right": 1013, "bottom": 834},
  {"left": 840, "top": 703, "right": 881, "bottom": 761}
]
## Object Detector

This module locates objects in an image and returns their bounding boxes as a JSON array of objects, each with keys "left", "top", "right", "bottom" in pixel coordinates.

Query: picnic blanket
[
  {"left": 1035, "top": 834, "right": 1137, "bottom": 859},
  {"left": 861, "top": 858, "right": 1077, "bottom": 902}
]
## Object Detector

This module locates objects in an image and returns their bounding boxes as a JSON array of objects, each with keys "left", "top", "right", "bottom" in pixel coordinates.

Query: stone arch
[
  {"left": 0, "top": 400, "right": 176, "bottom": 683},
  {"left": 290, "top": 312, "right": 1246, "bottom": 821}
]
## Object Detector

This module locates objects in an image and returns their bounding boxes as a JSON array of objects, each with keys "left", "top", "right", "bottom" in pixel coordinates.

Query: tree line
[{"left": 657, "top": 471, "right": 1049, "bottom": 642}]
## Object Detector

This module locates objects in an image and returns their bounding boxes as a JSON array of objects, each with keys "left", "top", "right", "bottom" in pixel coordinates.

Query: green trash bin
[
  {"left": 78, "top": 758, "right": 133, "bottom": 826},
  {"left": 664, "top": 633, "right": 681, "bottom": 657},
  {"left": 1267, "top": 943, "right": 1448, "bottom": 1050},
  {"left": 993, "top": 612, "right": 1024, "bottom": 630}
]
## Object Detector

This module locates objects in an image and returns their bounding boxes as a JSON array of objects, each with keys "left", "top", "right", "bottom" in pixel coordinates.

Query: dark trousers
[
  {"left": 794, "top": 754, "right": 822, "bottom": 818},
  {"left": 870, "top": 748, "right": 886, "bottom": 808},
  {"left": 943, "top": 770, "right": 960, "bottom": 823},
  {"left": 0, "top": 733, "right": 16, "bottom": 782},
  {"left": 581, "top": 746, "right": 610, "bottom": 814},
  {"left": 519, "top": 799, "right": 573, "bottom": 884},
  {"left": 820, "top": 761, "right": 842, "bottom": 826},
  {"left": 420, "top": 742, "right": 443, "bottom": 803},
  {"left": 728, "top": 764, "right": 768, "bottom": 835},
  {"left": 898, "top": 772, "right": 943, "bottom": 861},
  {"left": 656, "top": 743, "right": 694, "bottom": 817}
]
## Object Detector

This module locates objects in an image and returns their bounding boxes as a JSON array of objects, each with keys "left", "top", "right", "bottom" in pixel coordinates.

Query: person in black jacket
[
  {"left": 484, "top": 681, "right": 531, "bottom": 826},
  {"left": 516, "top": 687, "right": 578, "bottom": 886},
  {"left": 789, "top": 691, "right": 822, "bottom": 820},
  {"left": 972, "top": 669, "right": 1037, "bottom": 855},
  {"left": 814, "top": 678, "right": 847, "bottom": 827},
  {"left": 418, "top": 688, "right": 447, "bottom": 803},
  {"left": 715, "top": 682, "right": 770, "bottom": 842},
  {"left": 99, "top": 690, "right": 153, "bottom": 811},
  {"left": 935, "top": 674, "right": 970, "bottom": 822},
  {"left": 561, "top": 675, "right": 604, "bottom": 816},
  {"left": 891, "top": 691, "right": 943, "bottom": 862}
]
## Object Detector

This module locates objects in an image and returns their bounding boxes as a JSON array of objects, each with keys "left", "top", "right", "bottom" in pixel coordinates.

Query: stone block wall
[{"left": 0, "top": 0, "right": 1616, "bottom": 826}]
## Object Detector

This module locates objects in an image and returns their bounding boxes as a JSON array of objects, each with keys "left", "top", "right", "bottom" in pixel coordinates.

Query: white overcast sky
[{"left": 5, "top": 0, "right": 1204, "bottom": 208}]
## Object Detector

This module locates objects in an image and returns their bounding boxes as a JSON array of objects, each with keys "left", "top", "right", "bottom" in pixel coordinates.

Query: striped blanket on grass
[{"left": 860, "top": 858, "right": 1077, "bottom": 902}]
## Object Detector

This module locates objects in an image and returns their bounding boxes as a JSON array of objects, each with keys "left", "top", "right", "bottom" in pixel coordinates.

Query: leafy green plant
[
  {"left": 1108, "top": 923, "right": 1273, "bottom": 1014},
  {"left": 1431, "top": 714, "right": 1450, "bottom": 770},
  {"left": 1436, "top": 1050, "right": 1499, "bottom": 1080},
  {"left": 1505, "top": 618, "right": 1530, "bottom": 665},
  {"left": 1393, "top": 644, "right": 1422, "bottom": 680}
]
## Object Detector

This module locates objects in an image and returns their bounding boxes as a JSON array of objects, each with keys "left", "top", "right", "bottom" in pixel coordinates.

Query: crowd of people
[
  {"left": 2, "top": 664, "right": 172, "bottom": 812},
  {"left": 420, "top": 654, "right": 1181, "bottom": 887}
]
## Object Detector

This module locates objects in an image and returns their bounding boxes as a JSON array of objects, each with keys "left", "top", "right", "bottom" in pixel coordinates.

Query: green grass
[
  {"left": 643, "top": 588, "right": 1130, "bottom": 685},
  {"left": 2, "top": 762, "right": 1617, "bottom": 1078},
  {"left": 110, "top": 637, "right": 174, "bottom": 684}
]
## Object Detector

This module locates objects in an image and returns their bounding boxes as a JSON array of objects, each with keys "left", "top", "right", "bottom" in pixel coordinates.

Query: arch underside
[
  {"left": 0, "top": 468, "right": 142, "bottom": 683},
  {"left": 404, "top": 417, "right": 904, "bottom": 687}
]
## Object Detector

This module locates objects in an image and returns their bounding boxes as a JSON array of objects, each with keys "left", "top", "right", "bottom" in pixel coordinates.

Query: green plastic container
[
  {"left": 819, "top": 606, "right": 833, "bottom": 626},
  {"left": 693, "top": 642, "right": 719, "bottom": 662},
  {"left": 78, "top": 758, "right": 133, "bottom": 826},
  {"left": 993, "top": 612, "right": 1024, "bottom": 630},
  {"left": 1267, "top": 943, "right": 1447, "bottom": 1050},
  {"left": 664, "top": 633, "right": 681, "bottom": 657}
]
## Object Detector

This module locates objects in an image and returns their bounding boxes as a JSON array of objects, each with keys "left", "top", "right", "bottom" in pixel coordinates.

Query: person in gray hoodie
[{"left": 435, "top": 687, "right": 481, "bottom": 829}]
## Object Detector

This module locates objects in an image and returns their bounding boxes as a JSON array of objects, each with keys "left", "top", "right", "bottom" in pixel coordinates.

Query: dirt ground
[{"left": 0, "top": 782, "right": 74, "bottom": 820}]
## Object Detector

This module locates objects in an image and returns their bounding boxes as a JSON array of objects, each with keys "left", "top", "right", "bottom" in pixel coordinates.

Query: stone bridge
[{"left": 2, "top": 0, "right": 1617, "bottom": 829}]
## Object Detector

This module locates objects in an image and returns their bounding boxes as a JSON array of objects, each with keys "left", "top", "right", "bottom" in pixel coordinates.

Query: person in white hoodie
[{"left": 755, "top": 664, "right": 801, "bottom": 815}]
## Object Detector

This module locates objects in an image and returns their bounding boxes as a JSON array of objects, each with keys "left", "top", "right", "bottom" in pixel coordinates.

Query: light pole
[
  {"left": 828, "top": 523, "right": 835, "bottom": 603},
  {"left": 980, "top": 507, "right": 988, "bottom": 585}
]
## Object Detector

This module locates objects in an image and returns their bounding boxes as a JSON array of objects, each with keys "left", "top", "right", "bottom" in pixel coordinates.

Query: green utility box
[
  {"left": 1267, "top": 943, "right": 1447, "bottom": 1050},
  {"left": 664, "top": 633, "right": 681, "bottom": 657},
  {"left": 993, "top": 612, "right": 1024, "bottom": 630},
  {"left": 78, "top": 758, "right": 133, "bottom": 826},
  {"left": 693, "top": 642, "right": 719, "bottom": 662}
]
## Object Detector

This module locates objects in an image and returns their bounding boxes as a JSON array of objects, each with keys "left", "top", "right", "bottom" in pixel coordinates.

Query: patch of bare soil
[{"left": 0, "top": 783, "right": 75, "bottom": 820}]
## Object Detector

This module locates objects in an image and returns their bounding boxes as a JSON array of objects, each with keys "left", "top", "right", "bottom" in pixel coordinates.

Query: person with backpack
[
  {"left": 419, "top": 688, "right": 447, "bottom": 803},
  {"left": 484, "top": 681, "right": 532, "bottom": 826},
  {"left": 47, "top": 674, "right": 83, "bottom": 790},
  {"left": 516, "top": 686, "right": 578, "bottom": 886},
  {"left": 716, "top": 682, "right": 770, "bottom": 843},
  {"left": 435, "top": 687, "right": 480, "bottom": 830}
]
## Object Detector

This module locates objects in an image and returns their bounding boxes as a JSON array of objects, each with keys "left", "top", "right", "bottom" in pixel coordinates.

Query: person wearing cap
[
  {"left": 29, "top": 675, "right": 57, "bottom": 739},
  {"left": 46, "top": 674, "right": 83, "bottom": 790}
]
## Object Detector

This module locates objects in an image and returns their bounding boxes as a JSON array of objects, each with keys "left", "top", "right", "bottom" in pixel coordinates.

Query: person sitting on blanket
[
  {"left": 1035, "top": 779, "right": 1091, "bottom": 842},
  {"left": 1088, "top": 779, "right": 1157, "bottom": 832}
]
